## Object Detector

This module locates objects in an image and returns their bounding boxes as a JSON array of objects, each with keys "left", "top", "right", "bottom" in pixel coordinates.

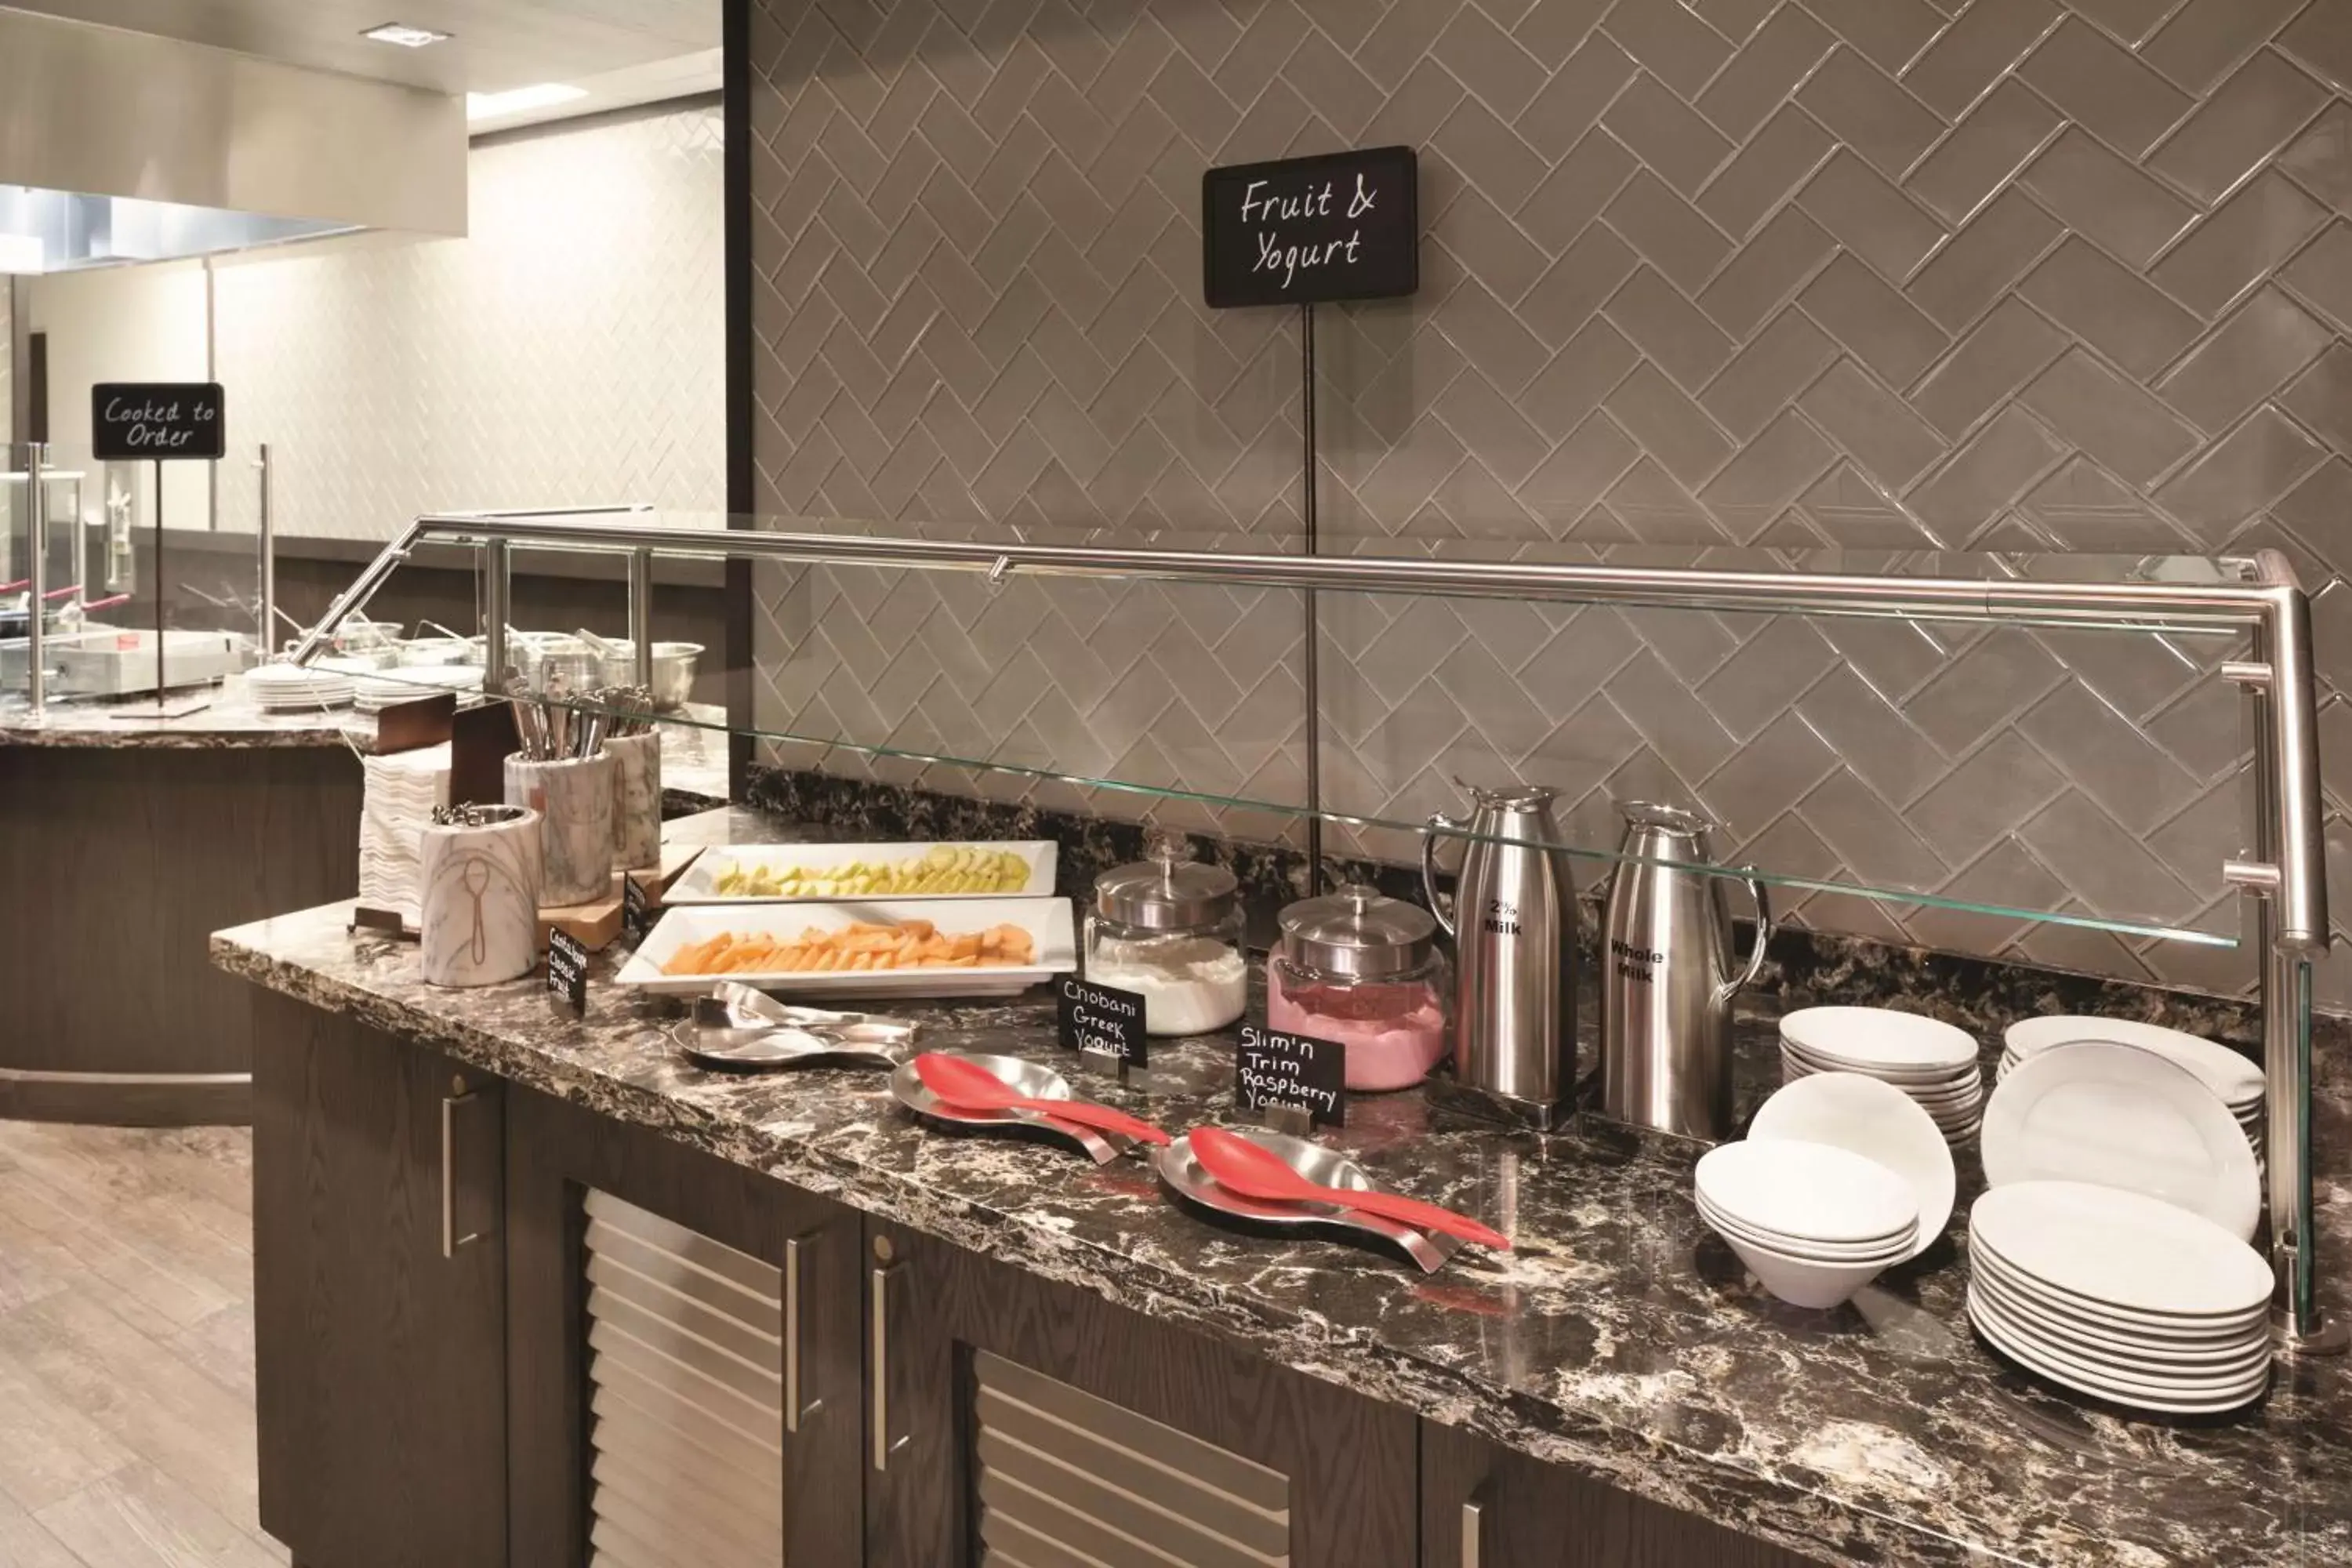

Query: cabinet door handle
[
  {"left": 1462, "top": 1482, "right": 1490, "bottom": 1568},
  {"left": 440, "top": 1089, "right": 481, "bottom": 1260},
  {"left": 870, "top": 1258, "right": 905, "bottom": 1472},
  {"left": 784, "top": 1230, "right": 823, "bottom": 1434}
]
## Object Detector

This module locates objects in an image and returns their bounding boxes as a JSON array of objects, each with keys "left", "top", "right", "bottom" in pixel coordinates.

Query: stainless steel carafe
[
  {"left": 1421, "top": 783, "right": 1577, "bottom": 1122},
  {"left": 1599, "top": 802, "right": 1772, "bottom": 1142}
]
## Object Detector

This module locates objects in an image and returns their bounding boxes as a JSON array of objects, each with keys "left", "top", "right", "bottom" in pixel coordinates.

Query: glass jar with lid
[
  {"left": 1267, "top": 885, "right": 1451, "bottom": 1091},
  {"left": 1084, "top": 834, "right": 1248, "bottom": 1036}
]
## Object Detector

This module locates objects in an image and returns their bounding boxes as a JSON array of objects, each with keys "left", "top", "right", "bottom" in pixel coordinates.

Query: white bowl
[
  {"left": 1719, "top": 1232, "right": 1894, "bottom": 1309},
  {"left": 1781, "top": 1007, "right": 1980, "bottom": 1073},
  {"left": 1750, "top": 1072, "right": 1955, "bottom": 1262},
  {"left": 1698, "top": 1193, "right": 1915, "bottom": 1261},
  {"left": 1694, "top": 1138, "right": 1919, "bottom": 1245}
]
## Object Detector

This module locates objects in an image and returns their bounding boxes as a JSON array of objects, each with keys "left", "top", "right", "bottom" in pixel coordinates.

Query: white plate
[
  {"left": 2004, "top": 1016, "right": 2261, "bottom": 1109},
  {"left": 1968, "top": 1291, "right": 2270, "bottom": 1407},
  {"left": 1781, "top": 1047, "right": 1982, "bottom": 1087},
  {"left": 1694, "top": 1139, "right": 1919, "bottom": 1245},
  {"left": 1780, "top": 1007, "right": 1980, "bottom": 1073},
  {"left": 1969, "top": 1181, "right": 2271, "bottom": 1319},
  {"left": 615, "top": 898, "right": 1076, "bottom": 998},
  {"left": 664, "top": 841, "right": 1058, "bottom": 904},
  {"left": 1981, "top": 1041, "right": 2259, "bottom": 1240},
  {"left": 1967, "top": 1262, "right": 2270, "bottom": 1367},
  {"left": 1966, "top": 1238, "right": 2267, "bottom": 1337},
  {"left": 1750, "top": 1073, "right": 1955, "bottom": 1262},
  {"left": 1697, "top": 1195, "right": 1914, "bottom": 1261}
]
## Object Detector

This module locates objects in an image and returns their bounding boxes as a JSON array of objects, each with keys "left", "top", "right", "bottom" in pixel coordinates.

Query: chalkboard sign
[
  {"left": 1203, "top": 147, "right": 1417, "bottom": 309},
  {"left": 1058, "top": 976, "right": 1147, "bottom": 1069},
  {"left": 546, "top": 927, "right": 589, "bottom": 1016},
  {"left": 91, "top": 383, "right": 227, "bottom": 461},
  {"left": 621, "top": 874, "right": 653, "bottom": 945},
  {"left": 1235, "top": 1022, "right": 1346, "bottom": 1128}
]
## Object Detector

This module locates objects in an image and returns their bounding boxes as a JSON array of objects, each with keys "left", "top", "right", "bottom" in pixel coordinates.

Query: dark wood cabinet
[
  {"left": 503, "top": 1083, "right": 863, "bottom": 1567},
  {"left": 1420, "top": 1421, "right": 1824, "bottom": 1568},
  {"left": 864, "top": 1218, "right": 1421, "bottom": 1568},
  {"left": 249, "top": 992, "right": 507, "bottom": 1568},
  {"left": 244, "top": 986, "right": 1831, "bottom": 1568}
]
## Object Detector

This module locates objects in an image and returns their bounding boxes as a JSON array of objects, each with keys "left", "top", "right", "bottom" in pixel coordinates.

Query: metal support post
[
  {"left": 24, "top": 442, "right": 45, "bottom": 713},
  {"left": 484, "top": 539, "right": 512, "bottom": 683},
  {"left": 628, "top": 547, "right": 655, "bottom": 690},
  {"left": 1300, "top": 302, "right": 1322, "bottom": 888},
  {"left": 258, "top": 445, "right": 276, "bottom": 653}
]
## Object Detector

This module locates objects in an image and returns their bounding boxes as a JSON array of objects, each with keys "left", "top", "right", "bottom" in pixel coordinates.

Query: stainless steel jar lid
[
  {"left": 1094, "top": 834, "right": 1237, "bottom": 930},
  {"left": 1278, "top": 884, "right": 1437, "bottom": 978}
]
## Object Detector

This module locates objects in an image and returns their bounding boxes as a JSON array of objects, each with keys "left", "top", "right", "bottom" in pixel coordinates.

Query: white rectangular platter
[
  {"left": 615, "top": 897, "right": 1076, "bottom": 999},
  {"left": 662, "top": 840, "right": 1058, "bottom": 905}
]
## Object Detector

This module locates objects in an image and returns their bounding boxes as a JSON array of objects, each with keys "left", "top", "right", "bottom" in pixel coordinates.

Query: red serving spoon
[
  {"left": 1188, "top": 1127, "right": 1511, "bottom": 1251},
  {"left": 913, "top": 1054, "right": 1171, "bottom": 1147}
]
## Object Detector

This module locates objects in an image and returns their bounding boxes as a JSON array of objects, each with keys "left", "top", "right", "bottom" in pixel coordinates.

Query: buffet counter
[
  {"left": 209, "top": 829, "right": 2352, "bottom": 1566},
  {"left": 0, "top": 686, "right": 724, "bottom": 1122}
]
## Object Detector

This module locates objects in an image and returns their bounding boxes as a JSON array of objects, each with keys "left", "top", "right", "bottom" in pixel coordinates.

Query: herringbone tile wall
[
  {"left": 746, "top": 0, "right": 2352, "bottom": 1004},
  {"left": 212, "top": 103, "right": 727, "bottom": 539}
]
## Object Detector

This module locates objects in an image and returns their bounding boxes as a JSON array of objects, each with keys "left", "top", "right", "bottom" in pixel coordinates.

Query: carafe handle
[
  {"left": 1714, "top": 870, "right": 1773, "bottom": 1009},
  {"left": 1421, "top": 811, "right": 1465, "bottom": 937}
]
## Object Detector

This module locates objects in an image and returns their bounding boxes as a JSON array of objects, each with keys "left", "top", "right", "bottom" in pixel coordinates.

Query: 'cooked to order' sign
[
  {"left": 91, "top": 383, "right": 227, "bottom": 461},
  {"left": 1202, "top": 146, "right": 1418, "bottom": 309}
]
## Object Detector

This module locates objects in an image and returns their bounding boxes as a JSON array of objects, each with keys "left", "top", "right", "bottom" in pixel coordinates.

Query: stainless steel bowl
[
  {"left": 399, "top": 635, "right": 482, "bottom": 667},
  {"left": 514, "top": 634, "right": 603, "bottom": 694},
  {"left": 598, "top": 641, "right": 702, "bottom": 708}
]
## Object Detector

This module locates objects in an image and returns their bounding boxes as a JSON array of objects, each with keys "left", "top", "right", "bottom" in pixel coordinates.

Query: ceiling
[{"left": 0, "top": 0, "right": 718, "bottom": 95}]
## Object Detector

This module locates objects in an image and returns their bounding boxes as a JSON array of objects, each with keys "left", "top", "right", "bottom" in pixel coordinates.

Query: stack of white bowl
[
  {"left": 1967, "top": 1180, "right": 2272, "bottom": 1414},
  {"left": 358, "top": 742, "right": 451, "bottom": 921},
  {"left": 1780, "top": 1007, "right": 1984, "bottom": 1143},
  {"left": 1695, "top": 1138, "right": 1919, "bottom": 1309},
  {"left": 247, "top": 662, "right": 354, "bottom": 712},
  {"left": 352, "top": 665, "right": 484, "bottom": 713},
  {"left": 2000, "top": 1016, "right": 2263, "bottom": 1160}
]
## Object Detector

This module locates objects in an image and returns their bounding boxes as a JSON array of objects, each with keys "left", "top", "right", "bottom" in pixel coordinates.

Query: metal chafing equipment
[{"left": 291, "top": 511, "right": 2344, "bottom": 1358}]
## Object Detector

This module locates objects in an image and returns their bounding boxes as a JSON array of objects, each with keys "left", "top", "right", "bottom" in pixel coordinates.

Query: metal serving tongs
[{"left": 680, "top": 982, "right": 920, "bottom": 1070}]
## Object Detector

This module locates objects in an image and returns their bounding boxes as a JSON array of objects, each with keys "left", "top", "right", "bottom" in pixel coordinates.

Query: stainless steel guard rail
[{"left": 290, "top": 514, "right": 2343, "bottom": 1356}]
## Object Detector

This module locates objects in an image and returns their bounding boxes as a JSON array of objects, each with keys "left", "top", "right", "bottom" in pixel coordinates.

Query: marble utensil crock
[
  {"left": 606, "top": 731, "right": 662, "bottom": 870},
  {"left": 504, "top": 751, "right": 616, "bottom": 906},
  {"left": 419, "top": 807, "right": 543, "bottom": 987}
]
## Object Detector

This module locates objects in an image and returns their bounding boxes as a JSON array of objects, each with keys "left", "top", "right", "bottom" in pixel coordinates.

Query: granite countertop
[
  {"left": 0, "top": 682, "right": 378, "bottom": 749},
  {"left": 209, "top": 875, "right": 2352, "bottom": 1566},
  {"left": 0, "top": 683, "right": 731, "bottom": 799}
]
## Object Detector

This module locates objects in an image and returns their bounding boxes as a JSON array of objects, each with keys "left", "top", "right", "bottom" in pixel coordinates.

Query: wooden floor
[{"left": 0, "top": 1120, "right": 285, "bottom": 1568}]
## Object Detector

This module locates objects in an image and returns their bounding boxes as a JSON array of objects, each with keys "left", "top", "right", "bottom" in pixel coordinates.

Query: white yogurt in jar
[{"left": 1087, "top": 938, "right": 1249, "bottom": 1036}]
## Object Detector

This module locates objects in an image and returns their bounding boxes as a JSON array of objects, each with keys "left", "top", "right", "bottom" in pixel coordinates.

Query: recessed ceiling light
[
  {"left": 361, "top": 22, "right": 451, "bottom": 48},
  {"left": 466, "top": 83, "right": 588, "bottom": 120}
]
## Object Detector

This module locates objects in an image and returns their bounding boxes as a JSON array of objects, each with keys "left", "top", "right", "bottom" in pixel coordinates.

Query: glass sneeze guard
[{"left": 286, "top": 506, "right": 2341, "bottom": 1356}]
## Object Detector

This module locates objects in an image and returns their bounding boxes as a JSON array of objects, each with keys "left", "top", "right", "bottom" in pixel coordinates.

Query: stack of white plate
[
  {"left": 352, "top": 665, "right": 483, "bottom": 713},
  {"left": 358, "top": 742, "right": 450, "bottom": 920},
  {"left": 247, "top": 662, "right": 354, "bottom": 712},
  {"left": 1982, "top": 1038, "right": 2260, "bottom": 1240},
  {"left": 2001, "top": 1016, "right": 2263, "bottom": 1159},
  {"left": 1966, "top": 1181, "right": 2271, "bottom": 1414},
  {"left": 1694, "top": 1138, "right": 1919, "bottom": 1309},
  {"left": 1780, "top": 1007, "right": 1984, "bottom": 1144}
]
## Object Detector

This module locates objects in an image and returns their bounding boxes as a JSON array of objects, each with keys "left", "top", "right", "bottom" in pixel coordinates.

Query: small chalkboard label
[
  {"left": 91, "top": 383, "right": 227, "bottom": 461},
  {"left": 1058, "top": 976, "right": 1147, "bottom": 1068},
  {"left": 546, "top": 927, "right": 590, "bottom": 1015},
  {"left": 621, "top": 875, "right": 653, "bottom": 944},
  {"left": 1235, "top": 1022, "right": 1346, "bottom": 1128},
  {"left": 1203, "top": 146, "right": 1417, "bottom": 309}
]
